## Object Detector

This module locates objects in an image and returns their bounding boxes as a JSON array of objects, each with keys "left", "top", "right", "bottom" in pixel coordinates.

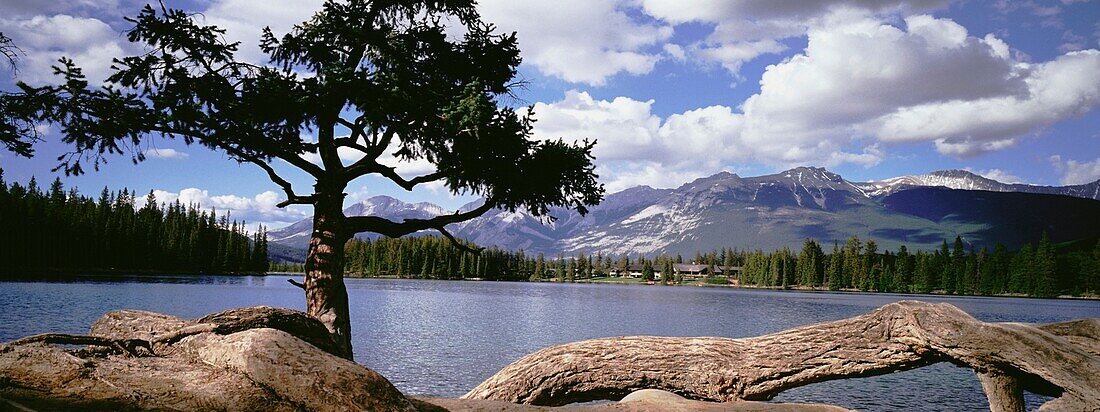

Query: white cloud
[
  {"left": 638, "top": 0, "right": 952, "bottom": 75},
  {"left": 140, "top": 188, "right": 310, "bottom": 231},
  {"left": 477, "top": 0, "right": 672, "bottom": 86},
  {"left": 967, "top": 168, "right": 1024, "bottom": 184},
  {"left": 143, "top": 148, "right": 189, "bottom": 160},
  {"left": 201, "top": 0, "right": 325, "bottom": 65},
  {"left": 738, "top": 14, "right": 1100, "bottom": 159},
  {"left": 530, "top": 12, "right": 1100, "bottom": 181},
  {"left": 870, "top": 49, "right": 1100, "bottom": 156},
  {"left": 531, "top": 91, "right": 738, "bottom": 190},
  {"left": 0, "top": 15, "right": 134, "bottom": 85},
  {"left": 1050, "top": 155, "right": 1100, "bottom": 185},
  {"left": 692, "top": 39, "right": 787, "bottom": 75},
  {"left": 663, "top": 44, "right": 686, "bottom": 61},
  {"left": 0, "top": 0, "right": 127, "bottom": 20}
]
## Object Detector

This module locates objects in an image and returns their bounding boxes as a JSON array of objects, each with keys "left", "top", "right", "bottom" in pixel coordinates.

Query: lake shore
[{"left": 5, "top": 271, "right": 1098, "bottom": 300}]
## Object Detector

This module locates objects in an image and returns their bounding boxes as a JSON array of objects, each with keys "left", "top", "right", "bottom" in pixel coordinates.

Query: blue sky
[{"left": 1, "top": 0, "right": 1099, "bottom": 230}]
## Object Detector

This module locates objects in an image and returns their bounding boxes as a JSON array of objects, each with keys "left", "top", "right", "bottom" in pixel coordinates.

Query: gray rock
[{"left": 1, "top": 306, "right": 414, "bottom": 411}]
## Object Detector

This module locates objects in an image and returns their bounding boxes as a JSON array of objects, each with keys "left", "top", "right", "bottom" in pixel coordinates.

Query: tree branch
[
  {"left": 346, "top": 158, "right": 447, "bottom": 190},
  {"left": 209, "top": 140, "right": 314, "bottom": 208},
  {"left": 436, "top": 225, "right": 483, "bottom": 254},
  {"left": 146, "top": 125, "right": 318, "bottom": 207},
  {"left": 344, "top": 201, "right": 495, "bottom": 250}
]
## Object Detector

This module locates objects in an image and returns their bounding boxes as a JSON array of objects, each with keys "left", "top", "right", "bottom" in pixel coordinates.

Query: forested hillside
[{"left": 0, "top": 170, "right": 268, "bottom": 275}]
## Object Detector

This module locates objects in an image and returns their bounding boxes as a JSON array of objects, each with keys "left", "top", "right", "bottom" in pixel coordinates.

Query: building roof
[{"left": 673, "top": 263, "right": 709, "bottom": 273}]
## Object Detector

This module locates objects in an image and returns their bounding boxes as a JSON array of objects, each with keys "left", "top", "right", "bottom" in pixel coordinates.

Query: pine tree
[
  {"left": 661, "top": 258, "right": 673, "bottom": 285},
  {"left": 895, "top": 245, "right": 912, "bottom": 292},
  {"left": 1009, "top": 244, "right": 1034, "bottom": 294},
  {"left": 1033, "top": 232, "right": 1059, "bottom": 298},
  {"left": 797, "top": 238, "right": 822, "bottom": 287},
  {"left": 860, "top": 240, "right": 878, "bottom": 291}
]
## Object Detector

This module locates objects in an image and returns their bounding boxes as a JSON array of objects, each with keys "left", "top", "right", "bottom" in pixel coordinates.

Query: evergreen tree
[
  {"left": 1009, "top": 244, "right": 1035, "bottom": 294},
  {"left": 641, "top": 259, "right": 655, "bottom": 281},
  {"left": 797, "top": 238, "right": 823, "bottom": 287},
  {"left": 895, "top": 245, "right": 912, "bottom": 292},
  {"left": 843, "top": 236, "right": 862, "bottom": 289},
  {"left": 1033, "top": 232, "right": 1059, "bottom": 297},
  {"left": 827, "top": 242, "right": 843, "bottom": 291},
  {"left": 861, "top": 240, "right": 878, "bottom": 291},
  {"left": 661, "top": 258, "right": 673, "bottom": 285}
]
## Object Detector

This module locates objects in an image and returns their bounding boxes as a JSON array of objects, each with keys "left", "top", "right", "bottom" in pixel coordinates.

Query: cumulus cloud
[
  {"left": 143, "top": 148, "right": 189, "bottom": 160},
  {"left": 530, "top": 12, "right": 1100, "bottom": 182},
  {"left": 139, "top": 188, "right": 310, "bottom": 231},
  {"left": 0, "top": 15, "right": 134, "bottom": 85},
  {"left": 532, "top": 91, "right": 745, "bottom": 191},
  {"left": 638, "top": 0, "right": 951, "bottom": 75},
  {"left": 477, "top": 0, "right": 672, "bottom": 86},
  {"left": 201, "top": 0, "right": 325, "bottom": 65},
  {"left": 1050, "top": 155, "right": 1100, "bottom": 185},
  {"left": 741, "top": 14, "right": 1100, "bottom": 159},
  {"left": 967, "top": 168, "right": 1025, "bottom": 184}
]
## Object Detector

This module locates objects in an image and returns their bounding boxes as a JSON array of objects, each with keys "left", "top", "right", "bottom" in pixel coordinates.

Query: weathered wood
[
  {"left": 85, "top": 305, "right": 344, "bottom": 357},
  {"left": 977, "top": 371, "right": 1024, "bottom": 412},
  {"left": 0, "top": 333, "right": 150, "bottom": 357},
  {"left": 464, "top": 301, "right": 1100, "bottom": 409}
]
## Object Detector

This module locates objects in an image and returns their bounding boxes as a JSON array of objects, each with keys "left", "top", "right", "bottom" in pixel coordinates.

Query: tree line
[
  {"left": 0, "top": 170, "right": 268, "bottom": 275},
  {"left": 735, "top": 236, "right": 1100, "bottom": 298},
  {"left": 342, "top": 233, "right": 1100, "bottom": 298}
]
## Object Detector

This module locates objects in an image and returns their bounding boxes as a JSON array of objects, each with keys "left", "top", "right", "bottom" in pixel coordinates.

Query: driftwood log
[{"left": 464, "top": 301, "right": 1100, "bottom": 411}]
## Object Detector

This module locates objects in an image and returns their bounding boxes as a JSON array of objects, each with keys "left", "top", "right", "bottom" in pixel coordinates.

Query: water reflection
[{"left": 1, "top": 276, "right": 1095, "bottom": 411}]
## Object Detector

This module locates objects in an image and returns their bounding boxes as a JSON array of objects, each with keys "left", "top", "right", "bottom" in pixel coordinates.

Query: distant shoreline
[{"left": 5, "top": 271, "right": 1094, "bottom": 300}]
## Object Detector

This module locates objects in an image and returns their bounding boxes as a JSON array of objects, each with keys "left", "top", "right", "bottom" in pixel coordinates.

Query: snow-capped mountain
[
  {"left": 857, "top": 169, "right": 1100, "bottom": 200},
  {"left": 267, "top": 195, "right": 450, "bottom": 249},
  {"left": 268, "top": 167, "right": 1100, "bottom": 260}
]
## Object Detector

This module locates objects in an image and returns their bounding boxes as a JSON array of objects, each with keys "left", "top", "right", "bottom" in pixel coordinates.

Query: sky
[{"left": 1, "top": 0, "right": 1099, "bottom": 231}]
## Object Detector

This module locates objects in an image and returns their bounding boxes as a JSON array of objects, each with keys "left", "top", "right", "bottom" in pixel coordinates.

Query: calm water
[{"left": 2, "top": 276, "right": 1098, "bottom": 411}]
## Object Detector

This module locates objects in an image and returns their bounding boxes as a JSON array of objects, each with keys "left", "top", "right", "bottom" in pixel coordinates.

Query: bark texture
[
  {"left": 305, "top": 195, "right": 354, "bottom": 360},
  {"left": 464, "top": 301, "right": 1100, "bottom": 410}
]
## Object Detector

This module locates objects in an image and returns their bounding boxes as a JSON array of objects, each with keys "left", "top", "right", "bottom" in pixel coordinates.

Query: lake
[{"left": 1, "top": 275, "right": 1098, "bottom": 411}]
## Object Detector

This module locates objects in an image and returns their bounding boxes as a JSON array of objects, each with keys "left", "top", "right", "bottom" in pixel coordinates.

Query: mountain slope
[
  {"left": 858, "top": 169, "right": 1100, "bottom": 200},
  {"left": 268, "top": 167, "right": 1100, "bottom": 261}
]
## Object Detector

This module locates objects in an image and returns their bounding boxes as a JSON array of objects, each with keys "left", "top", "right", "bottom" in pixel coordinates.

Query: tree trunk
[{"left": 304, "top": 193, "right": 353, "bottom": 359}]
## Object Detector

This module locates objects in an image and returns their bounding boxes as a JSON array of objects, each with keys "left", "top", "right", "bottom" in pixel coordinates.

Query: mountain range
[{"left": 268, "top": 167, "right": 1100, "bottom": 261}]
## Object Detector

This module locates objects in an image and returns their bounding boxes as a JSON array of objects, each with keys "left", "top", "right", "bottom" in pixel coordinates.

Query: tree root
[
  {"left": 0, "top": 333, "right": 151, "bottom": 357},
  {"left": 2, "top": 306, "right": 341, "bottom": 358}
]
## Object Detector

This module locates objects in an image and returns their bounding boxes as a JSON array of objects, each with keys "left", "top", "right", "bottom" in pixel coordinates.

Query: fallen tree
[{"left": 464, "top": 301, "right": 1100, "bottom": 411}]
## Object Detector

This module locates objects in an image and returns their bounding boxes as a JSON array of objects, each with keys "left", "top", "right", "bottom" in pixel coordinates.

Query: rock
[
  {"left": 177, "top": 328, "right": 413, "bottom": 412},
  {"left": 415, "top": 389, "right": 848, "bottom": 411},
  {"left": 0, "top": 306, "right": 414, "bottom": 411},
  {"left": 89, "top": 309, "right": 194, "bottom": 342}
]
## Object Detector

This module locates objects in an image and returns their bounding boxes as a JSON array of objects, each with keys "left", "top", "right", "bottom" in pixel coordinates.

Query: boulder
[{"left": 0, "top": 306, "right": 414, "bottom": 411}]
